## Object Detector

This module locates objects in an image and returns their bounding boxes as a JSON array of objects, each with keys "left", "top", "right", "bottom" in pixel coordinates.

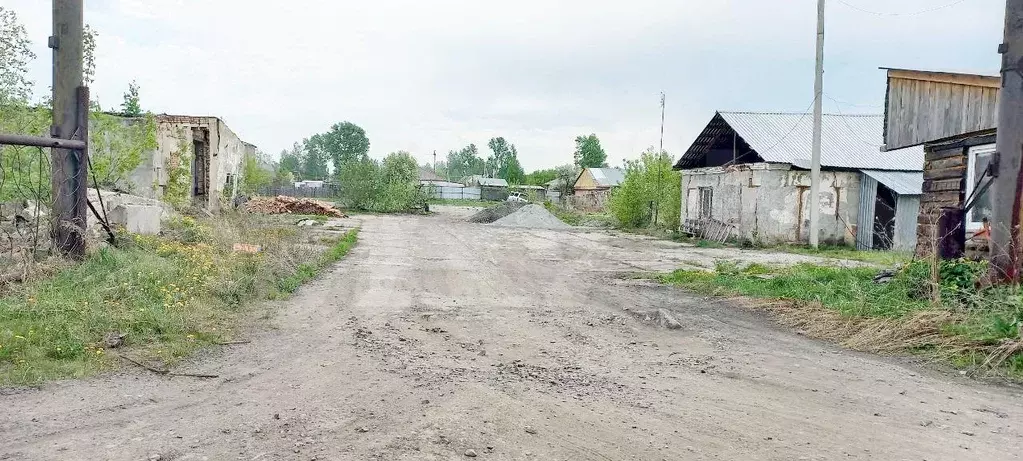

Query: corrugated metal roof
[
  {"left": 860, "top": 170, "right": 923, "bottom": 196},
  {"left": 675, "top": 112, "right": 924, "bottom": 171},
  {"left": 587, "top": 168, "right": 625, "bottom": 187},
  {"left": 477, "top": 177, "right": 508, "bottom": 187}
]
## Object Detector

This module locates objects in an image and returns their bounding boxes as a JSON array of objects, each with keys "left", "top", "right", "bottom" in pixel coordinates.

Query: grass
[
  {"left": 0, "top": 215, "right": 359, "bottom": 386},
  {"left": 544, "top": 202, "right": 615, "bottom": 227},
  {"left": 656, "top": 261, "right": 1023, "bottom": 379},
  {"left": 768, "top": 244, "right": 913, "bottom": 266}
]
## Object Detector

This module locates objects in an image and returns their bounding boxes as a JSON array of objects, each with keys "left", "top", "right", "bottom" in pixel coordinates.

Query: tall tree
[
  {"left": 301, "top": 137, "right": 330, "bottom": 180},
  {"left": 524, "top": 168, "right": 559, "bottom": 186},
  {"left": 316, "top": 121, "right": 371, "bottom": 173},
  {"left": 0, "top": 7, "right": 35, "bottom": 104},
  {"left": 279, "top": 144, "right": 303, "bottom": 180},
  {"left": 487, "top": 137, "right": 525, "bottom": 182},
  {"left": 574, "top": 134, "right": 607, "bottom": 168},
  {"left": 446, "top": 144, "right": 484, "bottom": 180},
  {"left": 121, "top": 80, "right": 142, "bottom": 116},
  {"left": 83, "top": 24, "right": 97, "bottom": 86}
]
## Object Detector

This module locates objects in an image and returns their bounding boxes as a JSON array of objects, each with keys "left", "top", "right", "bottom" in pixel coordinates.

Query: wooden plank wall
[
  {"left": 916, "top": 144, "right": 966, "bottom": 256},
  {"left": 885, "top": 77, "right": 998, "bottom": 150}
]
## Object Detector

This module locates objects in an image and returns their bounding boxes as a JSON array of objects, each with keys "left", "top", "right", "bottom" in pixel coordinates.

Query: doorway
[
  {"left": 192, "top": 127, "right": 211, "bottom": 207},
  {"left": 872, "top": 184, "right": 897, "bottom": 250}
]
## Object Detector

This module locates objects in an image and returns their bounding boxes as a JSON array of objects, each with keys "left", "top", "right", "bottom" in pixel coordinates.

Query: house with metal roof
[
  {"left": 880, "top": 68, "right": 999, "bottom": 258},
  {"left": 674, "top": 111, "right": 925, "bottom": 250},
  {"left": 571, "top": 167, "right": 625, "bottom": 211}
]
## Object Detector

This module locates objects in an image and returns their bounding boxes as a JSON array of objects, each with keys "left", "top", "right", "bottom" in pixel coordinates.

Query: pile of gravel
[
  {"left": 491, "top": 204, "right": 571, "bottom": 230},
  {"left": 467, "top": 202, "right": 526, "bottom": 224}
]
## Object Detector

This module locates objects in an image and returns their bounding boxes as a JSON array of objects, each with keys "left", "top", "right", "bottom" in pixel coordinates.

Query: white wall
[{"left": 680, "top": 163, "right": 861, "bottom": 246}]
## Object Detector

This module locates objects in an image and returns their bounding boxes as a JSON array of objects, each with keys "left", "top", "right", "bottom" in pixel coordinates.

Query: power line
[
  {"left": 834, "top": 0, "right": 974, "bottom": 17},
  {"left": 824, "top": 94, "right": 884, "bottom": 148},
  {"left": 723, "top": 99, "right": 817, "bottom": 167},
  {"left": 824, "top": 92, "right": 884, "bottom": 109}
]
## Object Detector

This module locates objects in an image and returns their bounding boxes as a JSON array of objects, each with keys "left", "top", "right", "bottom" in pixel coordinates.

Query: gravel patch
[{"left": 491, "top": 204, "right": 570, "bottom": 230}]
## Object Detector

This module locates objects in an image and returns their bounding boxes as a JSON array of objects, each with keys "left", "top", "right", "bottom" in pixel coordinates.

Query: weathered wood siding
[
  {"left": 884, "top": 70, "right": 999, "bottom": 151},
  {"left": 916, "top": 132, "right": 996, "bottom": 257}
]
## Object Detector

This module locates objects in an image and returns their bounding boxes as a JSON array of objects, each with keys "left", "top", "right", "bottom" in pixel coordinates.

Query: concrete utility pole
[
  {"left": 654, "top": 92, "right": 666, "bottom": 226},
  {"left": 50, "top": 0, "right": 88, "bottom": 258},
  {"left": 808, "top": 0, "right": 826, "bottom": 249},
  {"left": 990, "top": 0, "right": 1023, "bottom": 282}
]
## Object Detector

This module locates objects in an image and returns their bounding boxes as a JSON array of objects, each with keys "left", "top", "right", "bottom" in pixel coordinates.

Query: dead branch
[{"left": 118, "top": 354, "right": 220, "bottom": 379}]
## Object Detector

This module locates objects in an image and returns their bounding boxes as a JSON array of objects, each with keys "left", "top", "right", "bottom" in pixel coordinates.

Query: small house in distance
[
  {"left": 465, "top": 176, "right": 510, "bottom": 201},
  {"left": 880, "top": 68, "right": 999, "bottom": 258},
  {"left": 572, "top": 167, "right": 624, "bottom": 211},
  {"left": 674, "top": 111, "right": 925, "bottom": 249}
]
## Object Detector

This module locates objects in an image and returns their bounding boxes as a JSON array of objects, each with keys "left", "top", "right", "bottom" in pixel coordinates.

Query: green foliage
[
  {"left": 83, "top": 25, "right": 97, "bottom": 87},
  {"left": 278, "top": 145, "right": 303, "bottom": 180},
  {"left": 0, "top": 7, "right": 35, "bottom": 104},
  {"left": 0, "top": 214, "right": 359, "bottom": 385},
  {"left": 313, "top": 122, "right": 371, "bottom": 174},
  {"left": 163, "top": 128, "right": 193, "bottom": 208},
  {"left": 525, "top": 168, "right": 558, "bottom": 186},
  {"left": 574, "top": 134, "right": 607, "bottom": 168},
  {"left": 486, "top": 137, "right": 525, "bottom": 183},
  {"left": 242, "top": 150, "right": 274, "bottom": 194},
  {"left": 121, "top": 80, "right": 142, "bottom": 117},
  {"left": 446, "top": 144, "right": 484, "bottom": 180},
  {"left": 89, "top": 112, "right": 157, "bottom": 190},
  {"left": 609, "top": 148, "right": 680, "bottom": 228},
  {"left": 300, "top": 137, "right": 330, "bottom": 180}
]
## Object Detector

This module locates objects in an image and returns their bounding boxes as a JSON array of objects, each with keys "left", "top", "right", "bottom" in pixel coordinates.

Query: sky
[{"left": 1, "top": 0, "right": 1007, "bottom": 170}]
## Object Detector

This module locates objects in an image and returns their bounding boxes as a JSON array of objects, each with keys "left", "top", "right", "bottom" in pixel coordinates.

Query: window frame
[
  {"left": 965, "top": 143, "right": 996, "bottom": 231},
  {"left": 698, "top": 187, "right": 713, "bottom": 220}
]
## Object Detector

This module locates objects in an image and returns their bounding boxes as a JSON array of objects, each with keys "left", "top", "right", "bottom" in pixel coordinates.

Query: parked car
[{"left": 507, "top": 192, "right": 528, "bottom": 203}]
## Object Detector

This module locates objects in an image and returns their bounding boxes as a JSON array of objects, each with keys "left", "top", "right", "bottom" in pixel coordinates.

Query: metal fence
[{"left": 425, "top": 185, "right": 482, "bottom": 201}]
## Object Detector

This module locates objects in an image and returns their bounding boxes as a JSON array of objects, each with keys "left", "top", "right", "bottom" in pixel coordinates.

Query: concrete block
[{"left": 109, "top": 205, "right": 162, "bottom": 235}]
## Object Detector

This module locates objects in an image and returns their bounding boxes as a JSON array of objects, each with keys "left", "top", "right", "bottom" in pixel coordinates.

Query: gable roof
[
  {"left": 419, "top": 167, "right": 444, "bottom": 182},
  {"left": 675, "top": 112, "right": 924, "bottom": 172},
  {"left": 477, "top": 177, "right": 508, "bottom": 187},
  {"left": 580, "top": 168, "right": 625, "bottom": 188}
]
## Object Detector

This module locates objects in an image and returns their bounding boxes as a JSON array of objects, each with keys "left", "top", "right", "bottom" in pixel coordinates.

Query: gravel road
[{"left": 2, "top": 209, "right": 1022, "bottom": 460}]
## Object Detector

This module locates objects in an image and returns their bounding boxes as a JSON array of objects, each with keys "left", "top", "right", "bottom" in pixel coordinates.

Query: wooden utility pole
[
  {"left": 654, "top": 92, "right": 665, "bottom": 226},
  {"left": 50, "top": 0, "right": 88, "bottom": 258},
  {"left": 990, "top": 0, "right": 1023, "bottom": 282},
  {"left": 808, "top": 0, "right": 826, "bottom": 249}
]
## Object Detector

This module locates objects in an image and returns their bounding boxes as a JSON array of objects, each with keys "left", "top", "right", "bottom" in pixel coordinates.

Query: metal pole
[
  {"left": 654, "top": 92, "right": 665, "bottom": 226},
  {"left": 808, "top": 0, "right": 826, "bottom": 249},
  {"left": 990, "top": 0, "right": 1023, "bottom": 282},
  {"left": 51, "top": 0, "right": 87, "bottom": 258}
]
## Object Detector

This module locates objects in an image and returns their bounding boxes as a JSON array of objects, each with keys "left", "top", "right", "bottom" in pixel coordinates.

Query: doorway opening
[
  {"left": 872, "top": 183, "right": 897, "bottom": 250},
  {"left": 192, "top": 127, "right": 211, "bottom": 207}
]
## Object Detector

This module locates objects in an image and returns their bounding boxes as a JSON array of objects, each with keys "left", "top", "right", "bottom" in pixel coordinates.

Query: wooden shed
[{"left": 880, "top": 68, "right": 1000, "bottom": 257}]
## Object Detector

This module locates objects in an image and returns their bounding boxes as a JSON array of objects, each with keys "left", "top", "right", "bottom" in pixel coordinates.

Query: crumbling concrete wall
[
  {"left": 680, "top": 163, "right": 860, "bottom": 246},
  {"left": 127, "top": 115, "right": 248, "bottom": 210}
]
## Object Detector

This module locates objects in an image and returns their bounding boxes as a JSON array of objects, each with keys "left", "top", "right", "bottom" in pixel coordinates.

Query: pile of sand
[
  {"left": 467, "top": 202, "right": 526, "bottom": 223},
  {"left": 491, "top": 204, "right": 570, "bottom": 230}
]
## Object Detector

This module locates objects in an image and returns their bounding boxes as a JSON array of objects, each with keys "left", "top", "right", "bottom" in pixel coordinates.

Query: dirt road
[{"left": 3, "top": 210, "right": 1022, "bottom": 460}]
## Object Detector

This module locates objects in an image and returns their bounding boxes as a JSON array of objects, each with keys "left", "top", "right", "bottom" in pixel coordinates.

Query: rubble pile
[{"left": 245, "top": 195, "right": 347, "bottom": 218}]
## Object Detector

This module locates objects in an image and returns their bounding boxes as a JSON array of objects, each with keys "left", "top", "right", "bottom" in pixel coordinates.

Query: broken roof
[{"left": 674, "top": 112, "right": 924, "bottom": 172}]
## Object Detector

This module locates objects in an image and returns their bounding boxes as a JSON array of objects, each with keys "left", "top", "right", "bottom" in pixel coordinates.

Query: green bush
[
  {"left": 609, "top": 148, "right": 680, "bottom": 229},
  {"left": 336, "top": 151, "right": 425, "bottom": 213}
]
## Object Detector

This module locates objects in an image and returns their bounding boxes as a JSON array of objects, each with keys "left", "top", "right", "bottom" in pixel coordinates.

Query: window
[
  {"left": 965, "top": 144, "right": 995, "bottom": 230},
  {"left": 699, "top": 187, "right": 713, "bottom": 219}
]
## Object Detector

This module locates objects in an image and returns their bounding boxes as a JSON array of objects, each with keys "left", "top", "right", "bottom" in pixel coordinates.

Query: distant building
[
  {"left": 674, "top": 111, "right": 924, "bottom": 249},
  {"left": 294, "top": 180, "right": 326, "bottom": 189},
  {"left": 880, "top": 68, "right": 1000, "bottom": 257},
  {"left": 464, "top": 176, "right": 510, "bottom": 201},
  {"left": 570, "top": 168, "right": 624, "bottom": 211}
]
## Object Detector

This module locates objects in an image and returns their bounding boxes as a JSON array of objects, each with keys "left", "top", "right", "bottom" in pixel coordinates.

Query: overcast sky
[{"left": 2, "top": 0, "right": 1006, "bottom": 170}]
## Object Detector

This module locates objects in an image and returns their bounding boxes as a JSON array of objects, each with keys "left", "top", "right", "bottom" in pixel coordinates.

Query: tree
[
  {"left": 121, "top": 80, "right": 142, "bottom": 116},
  {"left": 608, "top": 148, "right": 680, "bottom": 228},
  {"left": 574, "top": 134, "right": 607, "bottom": 168},
  {"left": 0, "top": 7, "right": 35, "bottom": 104},
  {"left": 524, "top": 168, "right": 559, "bottom": 186},
  {"left": 301, "top": 136, "right": 330, "bottom": 180},
  {"left": 486, "top": 137, "right": 525, "bottom": 182},
  {"left": 446, "top": 144, "right": 484, "bottom": 180},
  {"left": 314, "top": 121, "right": 371, "bottom": 174},
  {"left": 279, "top": 145, "right": 303, "bottom": 180},
  {"left": 83, "top": 25, "right": 97, "bottom": 87},
  {"left": 242, "top": 150, "right": 273, "bottom": 194}
]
